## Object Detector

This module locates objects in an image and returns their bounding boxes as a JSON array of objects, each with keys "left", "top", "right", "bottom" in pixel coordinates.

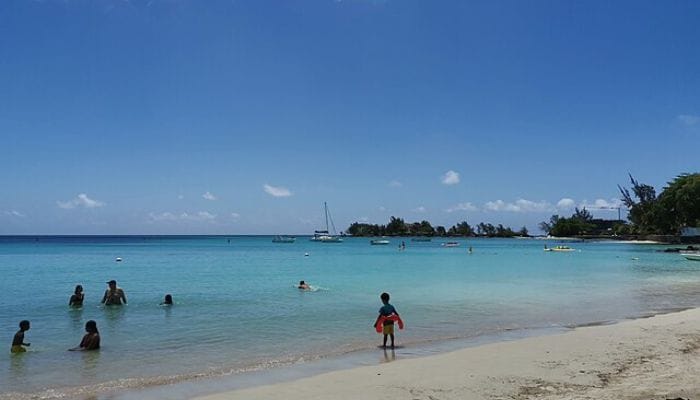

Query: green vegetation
[
  {"left": 538, "top": 207, "right": 618, "bottom": 236},
  {"left": 540, "top": 173, "right": 699, "bottom": 237},
  {"left": 346, "top": 217, "right": 524, "bottom": 237},
  {"left": 618, "top": 173, "right": 700, "bottom": 234}
]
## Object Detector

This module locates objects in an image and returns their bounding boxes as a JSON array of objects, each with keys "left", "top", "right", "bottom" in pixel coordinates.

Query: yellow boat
[{"left": 544, "top": 245, "right": 575, "bottom": 252}]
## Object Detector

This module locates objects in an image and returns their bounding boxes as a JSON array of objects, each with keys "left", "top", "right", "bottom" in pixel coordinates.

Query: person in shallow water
[
  {"left": 101, "top": 280, "right": 127, "bottom": 305},
  {"left": 160, "top": 294, "right": 173, "bottom": 305},
  {"left": 69, "top": 284, "right": 84, "bottom": 307},
  {"left": 69, "top": 320, "right": 100, "bottom": 351},
  {"left": 298, "top": 280, "right": 311, "bottom": 290},
  {"left": 11, "top": 320, "right": 31, "bottom": 353}
]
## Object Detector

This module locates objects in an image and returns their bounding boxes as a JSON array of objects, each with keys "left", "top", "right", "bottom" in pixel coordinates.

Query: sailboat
[{"left": 310, "top": 202, "right": 343, "bottom": 243}]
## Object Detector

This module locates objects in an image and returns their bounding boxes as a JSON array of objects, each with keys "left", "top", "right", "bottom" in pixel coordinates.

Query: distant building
[
  {"left": 681, "top": 227, "right": 700, "bottom": 237},
  {"left": 587, "top": 219, "right": 625, "bottom": 236}
]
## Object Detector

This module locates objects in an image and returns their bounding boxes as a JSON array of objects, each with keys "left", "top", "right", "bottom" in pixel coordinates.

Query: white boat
[
  {"left": 310, "top": 202, "right": 343, "bottom": 243},
  {"left": 681, "top": 253, "right": 700, "bottom": 261},
  {"left": 272, "top": 236, "right": 296, "bottom": 243},
  {"left": 442, "top": 241, "right": 460, "bottom": 247},
  {"left": 370, "top": 239, "right": 390, "bottom": 245}
]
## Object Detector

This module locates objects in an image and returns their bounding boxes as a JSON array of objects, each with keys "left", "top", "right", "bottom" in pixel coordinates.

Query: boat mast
[{"left": 324, "top": 202, "right": 330, "bottom": 233}]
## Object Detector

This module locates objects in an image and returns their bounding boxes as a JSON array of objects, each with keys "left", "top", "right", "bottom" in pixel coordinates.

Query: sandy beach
[{"left": 196, "top": 308, "right": 700, "bottom": 400}]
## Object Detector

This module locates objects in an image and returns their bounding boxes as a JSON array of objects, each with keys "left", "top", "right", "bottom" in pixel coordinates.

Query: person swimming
[
  {"left": 69, "top": 320, "right": 100, "bottom": 351},
  {"left": 69, "top": 284, "right": 84, "bottom": 307},
  {"left": 160, "top": 294, "right": 173, "bottom": 305},
  {"left": 298, "top": 280, "right": 311, "bottom": 290}
]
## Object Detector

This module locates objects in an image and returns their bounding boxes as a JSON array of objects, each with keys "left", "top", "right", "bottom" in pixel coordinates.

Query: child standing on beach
[
  {"left": 373, "top": 292, "right": 399, "bottom": 349},
  {"left": 11, "top": 320, "right": 31, "bottom": 353}
]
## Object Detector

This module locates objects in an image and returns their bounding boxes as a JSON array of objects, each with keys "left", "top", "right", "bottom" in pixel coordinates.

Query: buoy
[{"left": 115, "top": 257, "right": 122, "bottom": 262}]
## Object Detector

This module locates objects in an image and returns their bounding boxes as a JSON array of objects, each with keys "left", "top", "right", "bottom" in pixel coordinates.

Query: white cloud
[
  {"left": 485, "top": 200, "right": 519, "bottom": 212},
  {"left": 678, "top": 114, "right": 700, "bottom": 126},
  {"left": 4, "top": 210, "right": 25, "bottom": 218},
  {"left": 263, "top": 184, "right": 292, "bottom": 197},
  {"left": 445, "top": 202, "right": 478, "bottom": 212},
  {"left": 358, "top": 216, "right": 369, "bottom": 223},
  {"left": 484, "top": 199, "right": 554, "bottom": 213},
  {"left": 57, "top": 193, "right": 105, "bottom": 209},
  {"left": 388, "top": 180, "right": 402, "bottom": 188},
  {"left": 195, "top": 211, "right": 216, "bottom": 220},
  {"left": 515, "top": 199, "right": 555, "bottom": 212},
  {"left": 231, "top": 212, "right": 241, "bottom": 219},
  {"left": 378, "top": 206, "right": 387, "bottom": 212},
  {"left": 441, "top": 170, "right": 460, "bottom": 185},
  {"left": 556, "top": 198, "right": 576, "bottom": 209},
  {"left": 412, "top": 206, "right": 426, "bottom": 213},
  {"left": 579, "top": 198, "right": 623, "bottom": 209},
  {"left": 148, "top": 211, "right": 217, "bottom": 222},
  {"left": 202, "top": 192, "right": 217, "bottom": 201},
  {"left": 177, "top": 194, "right": 184, "bottom": 200}
]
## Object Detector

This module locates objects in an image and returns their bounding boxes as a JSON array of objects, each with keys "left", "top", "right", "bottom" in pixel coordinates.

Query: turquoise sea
[{"left": 1, "top": 236, "right": 699, "bottom": 399}]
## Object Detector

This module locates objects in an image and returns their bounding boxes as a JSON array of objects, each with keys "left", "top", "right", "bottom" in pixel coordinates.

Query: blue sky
[{"left": 0, "top": 0, "right": 698, "bottom": 235}]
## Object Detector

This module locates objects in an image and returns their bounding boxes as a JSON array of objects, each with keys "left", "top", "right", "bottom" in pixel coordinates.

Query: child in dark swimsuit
[
  {"left": 69, "top": 284, "right": 84, "bottom": 307},
  {"left": 11, "top": 320, "right": 31, "bottom": 353}
]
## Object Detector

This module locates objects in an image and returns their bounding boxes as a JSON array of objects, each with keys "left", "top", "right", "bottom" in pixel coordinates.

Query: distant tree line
[
  {"left": 537, "top": 207, "right": 619, "bottom": 237},
  {"left": 346, "top": 216, "right": 528, "bottom": 237},
  {"left": 539, "top": 173, "right": 699, "bottom": 237}
]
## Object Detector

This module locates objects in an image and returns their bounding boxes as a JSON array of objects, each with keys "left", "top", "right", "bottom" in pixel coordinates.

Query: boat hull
[
  {"left": 681, "top": 253, "right": 700, "bottom": 261},
  {"left": 272, "top": 236, "right": 296, "bottom": 243}
]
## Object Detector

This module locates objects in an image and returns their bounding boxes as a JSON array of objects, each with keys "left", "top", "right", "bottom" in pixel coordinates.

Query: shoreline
[
  {"left": 193, "top": 307, "right": 700, "bottom": 400},
  {"left": 3, "top": 309, "right": 697, "bottom": 400}
]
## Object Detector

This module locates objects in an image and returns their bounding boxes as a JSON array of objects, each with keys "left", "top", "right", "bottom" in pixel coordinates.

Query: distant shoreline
[{"left": 0, "top": 234, "right": 695, "bottom": 244}]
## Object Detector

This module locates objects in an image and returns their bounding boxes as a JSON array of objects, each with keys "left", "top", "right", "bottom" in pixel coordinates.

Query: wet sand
[{"left": 195, "top": 308, "right": 700, "bottom": 400}]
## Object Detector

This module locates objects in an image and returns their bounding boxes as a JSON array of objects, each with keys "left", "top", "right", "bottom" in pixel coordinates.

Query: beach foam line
[{"left": 193, "top": 307, "right": 700, "bottom": 400}]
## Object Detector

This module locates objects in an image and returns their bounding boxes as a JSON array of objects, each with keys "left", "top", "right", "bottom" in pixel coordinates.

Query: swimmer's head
[
  {"left": 85, "top": 320, "right": 98, "bottom": 334},
  {"left": 107, "top": 280, "right": 117, "bottom": 289},
  {"left": 299, "top": 281, "right": 305, "bottom": 285},
  {"left": 19, "top": 320, "right": 30, "bottom": 331},
  {"left": 164, "top": 294, "right": 173, "bottom": 304},
  {"left": 380, "top": 292, "right": 390, "bottom": 304},
  {"left": 75, "top": 284, "right": 83, "bottom": 294}
]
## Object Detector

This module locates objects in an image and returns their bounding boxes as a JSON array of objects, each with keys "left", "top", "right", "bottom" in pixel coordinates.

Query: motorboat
[
  {"left": 442, "top": 242, "right": 460, "bottom": 247},
  {"left": 544, "top": 245, "right": 575, "bottom": 252},
  {"left": 681, "top": 252, "right": 700, "bottom": 261},
  {"left": 370, "top": 239, "right": 390, "bottom": 245}
]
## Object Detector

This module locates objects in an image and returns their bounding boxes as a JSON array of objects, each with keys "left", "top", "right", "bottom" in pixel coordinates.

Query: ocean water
[{"left": 1, "top": 236, "right": 699, "bottom": 399}]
